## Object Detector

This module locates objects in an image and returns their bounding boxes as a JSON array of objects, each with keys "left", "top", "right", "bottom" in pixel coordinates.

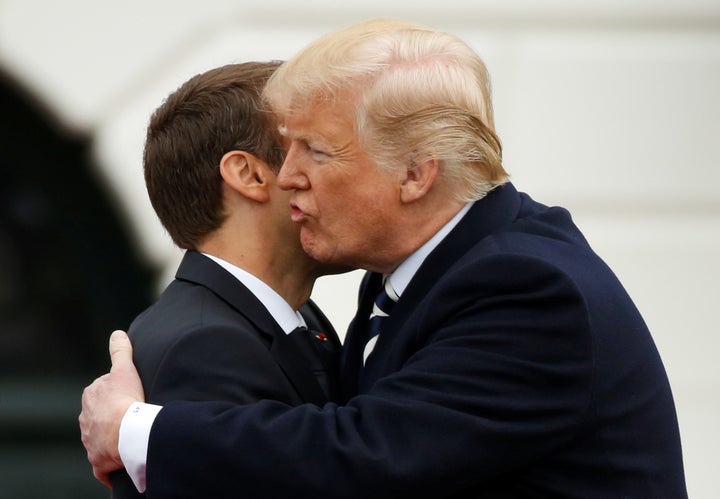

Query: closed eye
[{"left": 304, "top": 141, "right": 329, "bottom": 161}]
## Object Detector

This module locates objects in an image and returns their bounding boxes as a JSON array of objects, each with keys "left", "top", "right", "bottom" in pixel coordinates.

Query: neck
[
  {"left": 373, "top": 197, "right": 466, "bottom": 275},
  {"left": 198, "top": 233, "right": 319, "bottom": 310}
]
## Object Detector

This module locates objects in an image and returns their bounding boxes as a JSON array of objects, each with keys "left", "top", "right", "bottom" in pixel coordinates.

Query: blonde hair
[{"left": 264, "top": 18, "right": 508, "bottom": 202}]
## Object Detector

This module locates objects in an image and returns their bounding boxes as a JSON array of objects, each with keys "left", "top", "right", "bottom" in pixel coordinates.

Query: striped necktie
[{"left": 363, "top": 276, "right": 399, "bottom": 364}]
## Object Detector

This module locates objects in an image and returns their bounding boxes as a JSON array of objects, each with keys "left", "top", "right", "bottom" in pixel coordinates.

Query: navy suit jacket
[
  {"left": 146, "top": 184, "right": 687, "bottom": 498},
  {"left": 111, "top": 250, "right": 340, "bottom": 498}
]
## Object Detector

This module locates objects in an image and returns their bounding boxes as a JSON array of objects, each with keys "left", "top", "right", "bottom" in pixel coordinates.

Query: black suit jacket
[
  {"left": 146, "top": 184, "right": 687, "bottom": 498},
  {"left": 111, "top": 250, "right": 340, "bottom": 498}
]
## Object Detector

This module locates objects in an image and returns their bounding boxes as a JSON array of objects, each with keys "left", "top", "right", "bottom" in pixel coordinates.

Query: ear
[
  {"left": 399, "top": 158, "right": 440, "bottom": 204},
  {"left": 219, "top": 151, "right": 271, "bottom": 203}
]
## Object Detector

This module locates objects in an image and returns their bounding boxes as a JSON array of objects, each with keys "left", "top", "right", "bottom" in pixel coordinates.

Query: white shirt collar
[
  {"left": 388, "top": 201, "right": 474, "bottom": 296},
  {"left": 201, "top": 253, "right": 305, "bottom": 334}
]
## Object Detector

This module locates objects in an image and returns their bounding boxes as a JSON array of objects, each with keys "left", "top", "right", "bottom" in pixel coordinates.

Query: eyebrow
[
  {"left": 278, "top": 124, "right": 326, "bottom": 146},
  {"left": 277, "top": 124, "right": 290, "bottom": 137}
]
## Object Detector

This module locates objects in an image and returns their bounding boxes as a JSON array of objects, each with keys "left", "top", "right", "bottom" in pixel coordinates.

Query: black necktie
[{"left": 363, "top": 277, "right": 399, "bottom": 364}]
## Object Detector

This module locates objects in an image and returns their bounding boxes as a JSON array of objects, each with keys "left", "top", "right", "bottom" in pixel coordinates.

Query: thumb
[{"left": 108, "top": 330, "right": 134, "bottom": 373}]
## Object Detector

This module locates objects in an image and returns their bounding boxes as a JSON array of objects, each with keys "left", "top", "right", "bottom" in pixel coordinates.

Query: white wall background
[{"left": 1, "top": 1, "right": 718, "bottom": 496}]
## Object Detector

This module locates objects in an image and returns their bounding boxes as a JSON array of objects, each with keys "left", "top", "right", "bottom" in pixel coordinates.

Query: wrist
[{"left": 119, "top": 401, "right": 163, "bottom": 493}]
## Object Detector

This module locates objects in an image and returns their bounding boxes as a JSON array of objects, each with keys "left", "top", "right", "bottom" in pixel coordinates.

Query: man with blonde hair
[{"left": 81, "top": 19, "right": 687, "bottom": 498}]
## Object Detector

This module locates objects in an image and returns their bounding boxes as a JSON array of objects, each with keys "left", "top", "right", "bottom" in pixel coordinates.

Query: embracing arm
[
  {"left": 144, "top": 257, "right": 594, "bottom": 498},
  {"left": 87, "top": 318, "right": 311, "bottom": 492}
]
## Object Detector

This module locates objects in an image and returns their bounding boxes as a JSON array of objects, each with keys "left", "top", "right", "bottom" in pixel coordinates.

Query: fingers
[
  {"left": 109, "top": 330, "right": 133, "bottom": 373},
  {"left": 79, "top": 375, "right": 116, "bottom": 489},
  {"left": 93, "top": 466, "right": 113, "bottom": 489}
]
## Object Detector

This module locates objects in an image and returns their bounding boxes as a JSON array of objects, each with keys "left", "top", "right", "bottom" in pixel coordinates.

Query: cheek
[
  {"left": 316, "top": 169, "right": 397, "bottom": 236},
  {"left": 342, "top": 191, "right": 393, "bottom": 239},
  {"left": 316, "top": 194, "right": 368, "bottom": 246}
]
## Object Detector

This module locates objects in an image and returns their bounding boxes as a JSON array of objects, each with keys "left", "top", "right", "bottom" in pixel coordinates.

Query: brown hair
[{"left": 144, "top": 61, "right": 284, "bottom": 249}]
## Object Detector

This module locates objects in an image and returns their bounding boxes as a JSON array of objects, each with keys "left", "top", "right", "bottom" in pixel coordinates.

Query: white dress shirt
[{"left": 120, "top": 204, "right": 473, "bottom": 492}]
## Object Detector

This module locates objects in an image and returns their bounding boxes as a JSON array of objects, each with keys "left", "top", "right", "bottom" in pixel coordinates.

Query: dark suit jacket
[
  {"left": 111, "top": 250, "right": 340, "bottom": 498},
  {"left": 146, "top": 184, "right": 687, "bottom": 498}
]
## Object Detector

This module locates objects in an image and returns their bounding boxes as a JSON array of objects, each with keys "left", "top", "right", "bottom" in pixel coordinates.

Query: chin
[
  {"left": 302, "top": 245, "right": 331, "bottom": 265},
  {"left": 301, "top": 239, "right": 339, "bottom": 267},
  {"left": 299, "top": 235, "right": 322, "bottom": 261}
]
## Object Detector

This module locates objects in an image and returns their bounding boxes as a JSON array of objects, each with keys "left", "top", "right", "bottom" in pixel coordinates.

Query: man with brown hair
[{"left": 109, "top": 62, "right": 343, "bottom": 498}]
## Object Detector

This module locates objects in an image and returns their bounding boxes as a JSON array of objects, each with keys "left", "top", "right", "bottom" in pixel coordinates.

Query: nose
[{"left": 278, "top": 141, "right": 309, "bottom": 191}]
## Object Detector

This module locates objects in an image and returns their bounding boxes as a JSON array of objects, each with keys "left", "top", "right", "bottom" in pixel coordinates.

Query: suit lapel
[
  {"left": 175, "top": 251, "right": 329, "bottom": 405},
  {"left": 344, "top": 184, "right": 523, "bottom": 389},
  {"left": 396, "top": 183, "right": 522, "bottom": 316},
  {"left": 270, "top": 329, "right": 329, "bottom": 405},
  {"left": 300, "top": 301, "right": 342, "bottom": 401},
  {"left": 176, "top": 251, "right": 280, "bottom": 338}
]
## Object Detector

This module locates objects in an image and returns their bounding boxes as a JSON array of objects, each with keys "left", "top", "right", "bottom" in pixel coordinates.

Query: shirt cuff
[{"left": 118, "top": 401, "right": 163, "bottom": 493}]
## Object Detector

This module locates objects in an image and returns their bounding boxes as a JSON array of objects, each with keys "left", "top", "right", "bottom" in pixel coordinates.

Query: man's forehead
[{"left": 277, "top": 95, "right": 359, "bottom": 146}]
